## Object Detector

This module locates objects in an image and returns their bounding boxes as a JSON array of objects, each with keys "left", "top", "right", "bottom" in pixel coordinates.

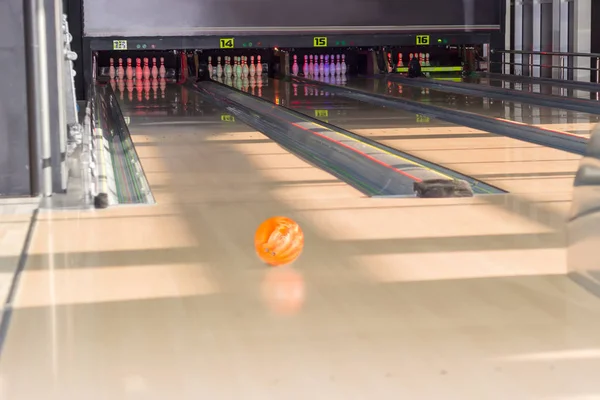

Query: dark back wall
[{"left": 83, "top": 0, "right": 501, "bottom": 37}]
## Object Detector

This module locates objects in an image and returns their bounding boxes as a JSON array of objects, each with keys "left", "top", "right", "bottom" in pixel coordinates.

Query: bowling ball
[{"left": 254, "top": 216, "right": 304, "bottom": 266}]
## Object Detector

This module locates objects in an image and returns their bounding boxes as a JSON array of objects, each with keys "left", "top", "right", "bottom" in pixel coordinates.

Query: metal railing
[
  {"left": 24, "top": 0, "right": 83, "bottom": 197},
  {"left": 62, "top": 15, "right": 82, "bottom": 145},
  {"left": 491, "top": 49, "right": 600, "bottom": 82}
]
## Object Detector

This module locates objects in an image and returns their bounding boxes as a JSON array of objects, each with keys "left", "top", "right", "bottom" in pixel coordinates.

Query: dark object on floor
[
  {"left": 196, "top": 62, "right": 211, "bottom": 82},
  {"left": 407, "top": 58, "right": 423, "bottom": 78},
  {"left": 94, "top": 193, "right": 109, "bottom": 208},
  {"left": 414, "top": 179, "right": 474, "bottom": 198}
]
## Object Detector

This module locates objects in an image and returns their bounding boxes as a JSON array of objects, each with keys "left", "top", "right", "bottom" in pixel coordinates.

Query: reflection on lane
[
  {"left": 214, "top": 75, "right": 597, "bottom": 137},
  {"left": 112, "top": 80, "right": 241, "bottom": 125},
  {"left": 250, "top": 77, "right": 442, "bottom": 129},
  {"left": 460, "top": 76, "right": 599, "bottom": 100},
  {"left": 352, "top": 76, "right": 599, "bottom": 136}
]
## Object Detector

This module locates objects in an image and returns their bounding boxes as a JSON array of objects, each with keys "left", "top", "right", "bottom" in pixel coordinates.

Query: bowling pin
[
  {"left": 242, "top": 56, "right": 249, "bottom": 78},
  {"left": 323, "top": 55, "right": 329, "bottom": 76},
  {"left": 256, "top": 55, "right": 263, "bottom": 75},
  {"left": 341, "top": 54, "right": 347, "bottom": 75},
  {"left": 135, "top": 58, "right": 143, "bottom": 80},
  {"left": 108, "top": 58, "right": 116, "bottom": 79},
  {"left": 224, "top": 57, "right": 232, "bottom": 77},
  {"left": 319, "top": 55, "right": 324, "bottom": 75},
  {"left": 218, "top": 57, "right": 222, "bottom": 77},
  {"left": 397, "top": 54, "right": 404, "bottom": 68},
  {"left": 335, "top": 55, "right": 341, "bottom": 75},
  {"left": 117, "top": 58, "right": 125, "bottom": 79},
  {"left": 302, "top": 55, "right": 309, "bottom": 76},
  {"left": 143, "top": 58, "right": 151, "bottom": 79},
  {"left": 151, "top": 57, "right": 158, "bottom": 79},
  {"left": 207, "top": 56, "right": 213, "bottom": 79},
  {"left": 387, "top": 53, "right": 393, "bottom": 73},
  {"left": 233, "top": 57, "right": 239, "bottom": 78},
  {"left": 249, "top": 56, "right": 256, "bottom": 76},
  {"left": 126, "top": 58, "right": 133, "bottom": 80},
  {"left": 158, "top": 57, "right": 166, "bottom": 78},
  {"left": 330, "top": 54, "right": 336, "bottom": 76},
  {"left": 313, "top": 55, "right": 319, "bottom": 76},
  {"left": 292, "top": 54, "right": 299, "bottom": 75},
  {"left": 216, "top": 56, "right": 223, "bottom": 78}
]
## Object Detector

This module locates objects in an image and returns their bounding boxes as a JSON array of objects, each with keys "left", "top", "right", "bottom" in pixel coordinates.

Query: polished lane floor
[{"left": 0, "top": 83, "right": 599, "bottom": 399}]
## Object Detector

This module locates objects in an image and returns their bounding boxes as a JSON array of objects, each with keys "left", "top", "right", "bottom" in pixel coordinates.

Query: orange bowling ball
[{"left": 254, "top": 216, "right": 304, "bottom": 266}]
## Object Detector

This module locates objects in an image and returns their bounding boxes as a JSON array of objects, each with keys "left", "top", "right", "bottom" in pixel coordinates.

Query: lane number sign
[
  {"left": 112, "top": 40, "right": 128, "bottom": 50},
  {"left": 416, "top": 35, "right": 430, "bottom": 45},
  {"left": 313, "top": 37, "right": 328, "bottom": 47},
  {"left": 220, "top": 38, "right": 234, "bottom": 48}
]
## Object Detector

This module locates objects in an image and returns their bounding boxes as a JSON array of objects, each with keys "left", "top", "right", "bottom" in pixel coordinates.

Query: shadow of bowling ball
[{"left": 254, "top": 216, "right": 304, "bottom": 266}]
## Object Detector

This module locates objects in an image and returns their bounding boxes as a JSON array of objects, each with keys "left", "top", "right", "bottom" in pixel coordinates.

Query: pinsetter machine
[{"left": 78, "top": 0, "right": 504, "bottom": 96}]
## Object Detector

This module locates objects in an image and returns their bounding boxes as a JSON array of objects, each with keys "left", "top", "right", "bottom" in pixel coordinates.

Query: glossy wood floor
[
  {"left": 1, "top": 83, "right": 599, "bottom": 399},
  {"left": 0, "top": 198, "right": 38, "bottom": 307}
]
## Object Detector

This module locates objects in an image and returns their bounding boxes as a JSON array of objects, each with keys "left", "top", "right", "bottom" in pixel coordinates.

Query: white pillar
[
  {"left": 514, "top": 0, "right": 523, "bottom": 75},
  {"left": 532, "top": 0, "right": 541, "bottom": 77},
  {"left": 504, "top": 0, "right": 512, "bottom": 74},
  {"left": 573, "top": 0, "right": 591, "bottom": 82},
  {"left": 552, "top": 0, "right": 569, "bottom": 79}
]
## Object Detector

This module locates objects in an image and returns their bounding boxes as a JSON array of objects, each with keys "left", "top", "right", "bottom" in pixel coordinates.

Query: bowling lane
[
  {"left": 461, "top": 75, "right": 600, "bottom": 100},
  {"left": 1, "top": 83, "right": 597, "bottom": 399},
  {"left": 252, "top": 78, "right": 581, "bottom": 195},
  {"left": 355, "top": 76, "right": 600, "bottom": 137}
]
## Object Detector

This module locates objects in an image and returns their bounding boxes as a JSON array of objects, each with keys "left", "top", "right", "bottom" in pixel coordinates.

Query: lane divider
[{"left": 255, "top": 80, "right": 502, "bottom": 194}]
